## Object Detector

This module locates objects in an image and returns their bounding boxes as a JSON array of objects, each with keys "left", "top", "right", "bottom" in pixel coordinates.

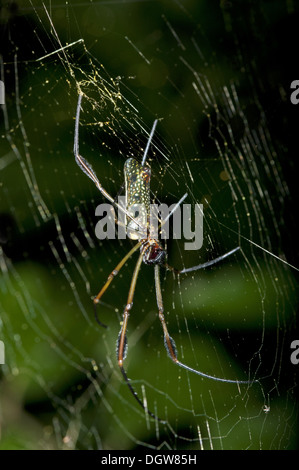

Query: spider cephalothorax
[{"left": 141, "top": 239, "right": 166, "bottom": 265}]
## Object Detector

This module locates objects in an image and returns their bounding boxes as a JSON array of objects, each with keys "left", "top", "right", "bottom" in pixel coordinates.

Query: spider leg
[
  {"left": 73, "top": 93, "right": 146, "bottom": 232},
  {"left": 74, "top": 94, "right": 120, "bottom": 206},
  {"left": 116, "top": 253, "right": 165, "bottom": 422},
  {"left": 93, "top": 241, "right": 142, "bottom": 327},
  {"left": 165, "top": 246, "right": 240, "bottom": 275},
  {"left": 141, "top": 119, "right": 158, "bottom": 167},
  {"left": 154, "top": 264, "right": 255, "bottom": 384}
]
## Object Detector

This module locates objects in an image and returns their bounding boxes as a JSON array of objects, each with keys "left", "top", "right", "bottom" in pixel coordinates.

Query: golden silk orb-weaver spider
[{"left": 74, "top": 93, "right": 256, "bottom": 421}]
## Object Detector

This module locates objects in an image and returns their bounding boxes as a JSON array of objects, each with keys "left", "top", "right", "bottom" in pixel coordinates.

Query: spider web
[{"left": 0, "top": 0, "right": 298, "bottom": 450}]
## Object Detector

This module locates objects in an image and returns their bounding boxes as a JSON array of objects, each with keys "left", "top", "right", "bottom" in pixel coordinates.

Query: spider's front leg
[
  {"left": 154, "top": 264, "right": 180, "bottom": 364},
  {"left": 115, "top": 253, "right": 164, "bottom": 422},
  {"left": 93, "top": 242, "right": 142, "bottom": 327},
  {"left": 116, "top": 302, "right": 131, "bottom": 368},
  {"left": 116, "top": 252, "right": 143, "bottom": 368},
  {"left": 154, "top": 264, "right": 255, "bottom": 385}
]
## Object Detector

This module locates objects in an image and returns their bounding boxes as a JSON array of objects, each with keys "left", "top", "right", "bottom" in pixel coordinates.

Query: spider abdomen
[{"left": 124, "top": 158, "right": 151, "bottom": 239}]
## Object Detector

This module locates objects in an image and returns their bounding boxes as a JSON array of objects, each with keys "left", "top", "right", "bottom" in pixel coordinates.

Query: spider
[{"left": 74, "top": 93, "right": 255, "bottom": 421}]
